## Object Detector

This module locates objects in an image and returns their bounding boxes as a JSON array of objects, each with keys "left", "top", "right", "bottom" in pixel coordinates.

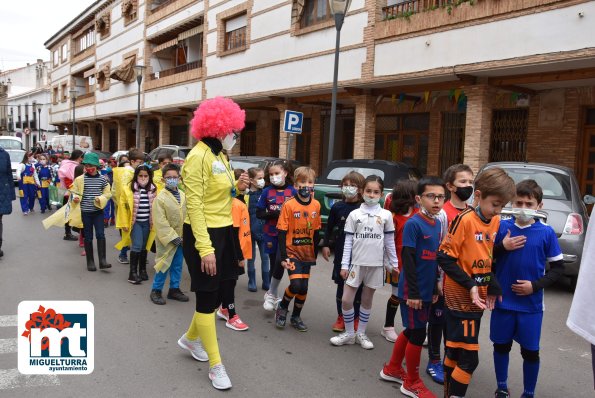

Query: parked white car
[{"left": 6, "top": 149, "right": 26, "bottom": 183}]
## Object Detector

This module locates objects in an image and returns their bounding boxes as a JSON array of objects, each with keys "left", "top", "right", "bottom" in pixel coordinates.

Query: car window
[
  {"left": 504, "top": 168, "right": 571, "bottom": 201},
  {"left": 325, "top": 167, "right": 385, "bottom": 182},
  {"left": 230, "top": 160, "right": 262, "bottom": 171},
  {"left": 7, "top": 151, "right": 25, "bottom": 162},
  {"left": 178, "top": 149, "right": 191, "bottom": 160},
  {"left": 0, "top": 140, "right": 23, "bottom": 150}
]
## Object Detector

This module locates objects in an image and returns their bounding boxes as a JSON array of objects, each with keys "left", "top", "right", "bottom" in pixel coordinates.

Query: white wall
[
  {"left": 144, "top": 83, "right": 202, "bottom": 110},
  {"left": 146, "top": 1, "right": 204, "bottom": 38},
  {"left": 374, "top": 2, "right": 595, "bottom": 77}
]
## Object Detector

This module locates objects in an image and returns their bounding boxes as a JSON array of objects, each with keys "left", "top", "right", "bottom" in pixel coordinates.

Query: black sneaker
[
  {"left": 167, "top": 288, "right": 189, "bottom": 302},
  {"left": 495, "top": 389, "right": 510, "bottom": 398},
  {"left": 275, "top": 307, "right": 288, "bottom": 329},
  {"left": 150, "top": 290, "right": 166, "bottom": 305},
  {"left": 290, "top": 316, "right": 308, "bottom": 332},
  {"left": 63, "top": 234, "right": 78, "bottom": 241}
]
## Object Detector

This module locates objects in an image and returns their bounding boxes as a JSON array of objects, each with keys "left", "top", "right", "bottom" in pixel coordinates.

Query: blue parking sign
[{"left": 283, "top": 110, "right": 303, "bottom": 134}]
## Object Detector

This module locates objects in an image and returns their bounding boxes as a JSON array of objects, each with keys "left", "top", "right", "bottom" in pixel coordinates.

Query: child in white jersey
[{"left": 330, "top": 175, "right": 399, "bottom": 350}]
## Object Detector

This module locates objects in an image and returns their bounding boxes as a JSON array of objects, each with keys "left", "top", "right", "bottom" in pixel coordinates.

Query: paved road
[{"left": 0, "top": 207, "right": 592, "bottom": 397}]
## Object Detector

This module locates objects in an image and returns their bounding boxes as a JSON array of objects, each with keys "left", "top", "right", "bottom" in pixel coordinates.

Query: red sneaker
[
  {"left": 332, "top": 315, "right": 345, "bottom": 332},
  {"left": 379, "top": 363, "right": 407, "bottom": 384},
  {"left": 226, "top": 315, "right": 249, "bottom": 331},
  {"left": 400, "top": 378, "right": 436, "bottom": 398},
  {"left": 216, "top": 307, "right": 229, "bottom": 321}
]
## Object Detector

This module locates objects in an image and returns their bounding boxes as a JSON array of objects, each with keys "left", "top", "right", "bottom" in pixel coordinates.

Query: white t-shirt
[
  {"left": 567, "top": 214, "right": 595, "bottom": 345},
  {"left": 343, "top": 204, "right": 395, "bottom": 267}
]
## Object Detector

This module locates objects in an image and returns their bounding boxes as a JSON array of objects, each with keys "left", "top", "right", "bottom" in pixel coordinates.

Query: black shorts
[
  {"left": 445, "top": 310, "right": 482, "bottom": 351},
  {"left": 287, "top": 258, "right": 312, "bottom": 280},
  {"left": 182, "top": 223, "right": 240, "bottom": 292}
]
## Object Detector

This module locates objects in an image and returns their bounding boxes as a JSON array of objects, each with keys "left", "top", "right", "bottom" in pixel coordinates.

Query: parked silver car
[{"left": 480, "top": 162, "right": 589, "bottom": 289}]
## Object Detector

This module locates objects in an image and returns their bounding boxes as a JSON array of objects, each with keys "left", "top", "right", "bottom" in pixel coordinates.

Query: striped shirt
[
  {"left": 136, "top": 188, "right": 151, "bottom": 222},
  {"left": 81, "top": 174, "right": 108, "bottom": 213},
  {"left": 166, "top": 187, "right": 181, "bottom": 204}
]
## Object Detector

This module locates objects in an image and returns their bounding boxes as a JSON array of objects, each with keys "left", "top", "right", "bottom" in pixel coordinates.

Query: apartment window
[
  {"left": 122, "top": 0, "right": 138, "bottom": 24},
  {"left": 224, "top": 13, "right": 247, "bottom": 52},
  {"left": 61, "top": 83, "right": 68, "bottom": 102},
  {"left": 53, "top": 50, "right": 59, "bottom": 66},
  {"left": 301, "top": 0, "right": 332, "bottom": 28},
  {"left": 61, "top": 43, "right": 69, "bottom": 62},
  {"left": 75, "top": 28, "right": 95, "bottom": 54},
  {"left": 96, "top": 11, "right": 111, "bottom": 39},
  {"left": 53, "top": 86, "right": 59, "bottom": 104}
]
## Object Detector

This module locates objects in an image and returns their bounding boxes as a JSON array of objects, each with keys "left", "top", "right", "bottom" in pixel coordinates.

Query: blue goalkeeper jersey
[{"left": 494, "top": 218, "right": 562, "bottom": 313}]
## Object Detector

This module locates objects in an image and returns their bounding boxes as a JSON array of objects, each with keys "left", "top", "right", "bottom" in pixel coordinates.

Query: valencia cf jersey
[{"left": 276, "top": 197, "right": 321, "bottom": 264}]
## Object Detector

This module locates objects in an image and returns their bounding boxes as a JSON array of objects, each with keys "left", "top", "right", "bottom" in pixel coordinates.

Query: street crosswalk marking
[
  {"left": 0, "top": 316, "right": 17, "bottom": 327},
  {"left": 0, "top": 314, "right": 60, "bottom": 390},
  {"left": 0, "top": 369, "right": 60, "bottom": 390},
  {"left": 0, "top": 339, "right": 17, "bottom": 355}
]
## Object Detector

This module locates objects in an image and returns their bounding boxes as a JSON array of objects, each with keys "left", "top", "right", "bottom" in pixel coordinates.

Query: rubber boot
[
  {"left": 247, "top": 264, "right": 257, "bottom": 292},
  {"left": 97, "top": 239, "right": 112, "bottom": 269},
  {"left": 139, "top": 250, "right": 149, "bottom": 281},
  {"left": 128, "top": 251, "right": 141, "bottom": 284},
  {"left": 85, "top": 241, "right": 96, "bottom": 271}
]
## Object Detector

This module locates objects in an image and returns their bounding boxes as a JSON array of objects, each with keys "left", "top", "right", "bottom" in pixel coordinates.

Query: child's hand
[
  {"left": 122, "top": 227, "right": 129, "bottom": 232},
  {"left": 238, "top": 260, "right": 245, "bottom": 268},
  {"left": 94, "top": 197, "right": 101, "bottom": 205},
  {"left": 511, "top": 280, "right": 533, "bottom": 296},
  {"left": 406, "top": 299, "right": 422, "bottom": 310},
  {"left": 432, "top": 295, "right": 439, "bottom": 304},
  {"left": 73, "top": 196, "right": 80, "bottom": 203},
  {"left": 437, "top": 280, "right": 444, "bottom": 296},
  {"left": 503, "top": 230, "right": 526, "bottom": 251},
  {"left": 470, "top": 286, "right": 487, "bottom": 310},
  {"left": 321, "top": 247, "right": 331, "bottom": 261},
  {"left": 486, "top": 295, "right": 501, "bottom": 310},
  {"left": 340, "top": 269, "right": 349, "bottom": 280},
  {"left": 391, "top": 268, "right": 400, "bottom": 282}
]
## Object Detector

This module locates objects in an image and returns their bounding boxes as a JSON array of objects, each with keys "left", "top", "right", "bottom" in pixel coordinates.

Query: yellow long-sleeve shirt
[{"left": 183, "top": 141, "right": 235, "bottom": 257}]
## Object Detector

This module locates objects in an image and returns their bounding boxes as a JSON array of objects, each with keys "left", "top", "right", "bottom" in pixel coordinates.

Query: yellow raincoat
[
  {"left": 112, "top": 167, "right": 134, "bottom": 229},
  {"left": 42, "top": 174, "right": 110, "bottom": 230},
  {"left": 153, "top": 168, "right": 164, "bottom": 194},
  {"left": 115, "top": 183, "right": 156, "bottom": 251},
  {"left": 153, "top": 188, "right": 186, "bottom": 273}
]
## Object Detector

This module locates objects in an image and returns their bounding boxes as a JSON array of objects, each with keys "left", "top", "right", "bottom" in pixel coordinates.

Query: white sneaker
[
  {"left": 356, "top": 333, "right": 374, "bottom": 350},
  {"left": 423, "top": 336, "right": 428, "bottom": 346},
  {"left": 209, "top": 363, "right": 232, "bottom": 390},
  {"left": 263, "top": 291, "right": 277, "bottom": 312},
  {"left": 330, "top": 332, "right": 356, "bottom": 346},
  {"left": 177, "top": 334, "right": 208, "bottom": 362},
  {"left": 381, "top": 326, "right": 398, "bottom": 342}
]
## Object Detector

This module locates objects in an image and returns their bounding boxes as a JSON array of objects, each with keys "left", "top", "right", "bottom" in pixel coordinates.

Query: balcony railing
[
  {"left": 383, "top": 0, "right": 452, "bottom": 20},
  {"left": 149, "top": 60, "right": 201, "bottom": 80}
]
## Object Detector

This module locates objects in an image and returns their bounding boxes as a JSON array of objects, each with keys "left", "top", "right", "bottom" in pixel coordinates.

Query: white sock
[
  {"left": 357, "top": 307, "right": 371, "bottom": 334},
  {"left": 343, "top": 308, "right": 355, "bottom": 336},
  {"left": 269, "top": 277, "right": 281, "bottom": 297}
]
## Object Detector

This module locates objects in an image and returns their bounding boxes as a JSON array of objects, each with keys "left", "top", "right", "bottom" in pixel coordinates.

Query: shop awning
[
  {"left": 178, "top": 26, "right": 203, "bottom": 41},
  {"left": 109, "top": 56, "right": 135, "bottom": 82}
]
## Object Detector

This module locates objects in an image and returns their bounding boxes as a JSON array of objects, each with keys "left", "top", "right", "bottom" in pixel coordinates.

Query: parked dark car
[
  {"left": 229, "top": 156, "right": 302, "bottom": 174},
  {"left": 315, "top": 159, "right": 422, "bottom": 243},
  {"left": 479, "top": 162, "right": 589, "bottom": 289},
  {"left": 90, "top": 150, "right": 112, "bottom": 161},
  {"left": 148, "top": 145, "right": 192, "bottom": 166}
]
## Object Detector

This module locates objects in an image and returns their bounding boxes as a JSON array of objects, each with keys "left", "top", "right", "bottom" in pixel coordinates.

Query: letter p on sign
[{"left": 283, "top": 110, "right": 304, "bottom": 134}]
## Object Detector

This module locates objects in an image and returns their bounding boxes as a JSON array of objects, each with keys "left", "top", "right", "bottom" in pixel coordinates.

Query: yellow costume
[{"left": 153, "top": 188, "right": 186, "bottom": 273}]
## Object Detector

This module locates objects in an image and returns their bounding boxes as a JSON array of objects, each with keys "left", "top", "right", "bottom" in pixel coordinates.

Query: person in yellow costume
[
  {"left": 177, "top": 97, "right": 249, "bottom": 391},
  {"left": 116, "top": 164, "right": 157, "bottom": 285},
  {"left": 152, "top": 152, "right": 173, "bottom": 194},
  {"left": 150, "top": 162, "right": 189, "bottom": 305}
]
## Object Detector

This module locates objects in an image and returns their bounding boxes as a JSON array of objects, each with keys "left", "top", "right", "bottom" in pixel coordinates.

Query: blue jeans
[
  {"left": 247, "top": 235, "right": 270, "bottom": 287},
  {"left": 82, "top": 210, "right": 105, "bottom": 243},
  {"left": 130, "top": 220, "right": 150, "bottom": 252},
  {"left": 152, "top": 246, "right": 183, "bottom": 290}
]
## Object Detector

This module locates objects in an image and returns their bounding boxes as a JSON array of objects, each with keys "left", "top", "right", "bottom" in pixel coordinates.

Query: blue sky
[{"left": 0, "top": 0, "right": 96, "bottom": 71}]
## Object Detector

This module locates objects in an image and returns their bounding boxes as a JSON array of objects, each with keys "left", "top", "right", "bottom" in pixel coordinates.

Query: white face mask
[
  {"left": 514, "top": 208, "right": 537, "bottom": 223},
  {"left": 221, "top": 133, "right": 237, "bottom": 151},
  {"left": 363, "top": 195, "right": 380, "bottom": 206},
  {"left": 420, "top": 206, "right": 436, "bottom": 219},
  {"left": 256, "top": 178, "right": 265, "bottom": 189},
  {"left": 342, "top": 186, "right": 358, "bottom": 199},
  {"left": 270, "top": 175, "right": 285, "bottom": 187}
]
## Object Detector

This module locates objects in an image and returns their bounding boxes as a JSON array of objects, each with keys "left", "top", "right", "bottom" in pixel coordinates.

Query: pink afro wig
[{"left": 190, "top": 97, "right": 246, "bottom": 140}]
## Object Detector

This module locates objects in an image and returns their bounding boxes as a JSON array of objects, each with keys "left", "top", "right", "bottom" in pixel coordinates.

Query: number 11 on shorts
[{"left": 462, "top": 319, "right": 476, "bottom": 337}]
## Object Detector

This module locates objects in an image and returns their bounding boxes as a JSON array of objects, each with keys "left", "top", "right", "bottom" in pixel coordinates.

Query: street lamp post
[
  {"left": 69, "top": 89, "right": 77, "bottom": 153},
  {"left": 37, "top": 107, "right": 41, "bottom": 145},
  {"left": 134, "top": 65, "right": 145, "bottom": 150},
  {"left": 327, "top": 0, "right": 352, "bottom": 166}
]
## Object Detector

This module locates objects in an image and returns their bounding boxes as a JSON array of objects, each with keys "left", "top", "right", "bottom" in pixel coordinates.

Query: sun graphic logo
[{"left": 18, "top": 301, "right": 94, "bottom": 375}]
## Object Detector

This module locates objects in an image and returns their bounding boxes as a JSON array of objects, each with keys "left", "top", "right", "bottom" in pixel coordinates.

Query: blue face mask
[
  {"left": 298, "top": 186, "right": 312, "bottom": 199},
  {"left": 165, "top": 177, "right": 179, "bottom": 189}
]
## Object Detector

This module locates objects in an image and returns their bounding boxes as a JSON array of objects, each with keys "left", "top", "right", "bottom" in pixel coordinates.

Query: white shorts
[{"left": 346, "top": 265, "right": 385, "bottom": 289}]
